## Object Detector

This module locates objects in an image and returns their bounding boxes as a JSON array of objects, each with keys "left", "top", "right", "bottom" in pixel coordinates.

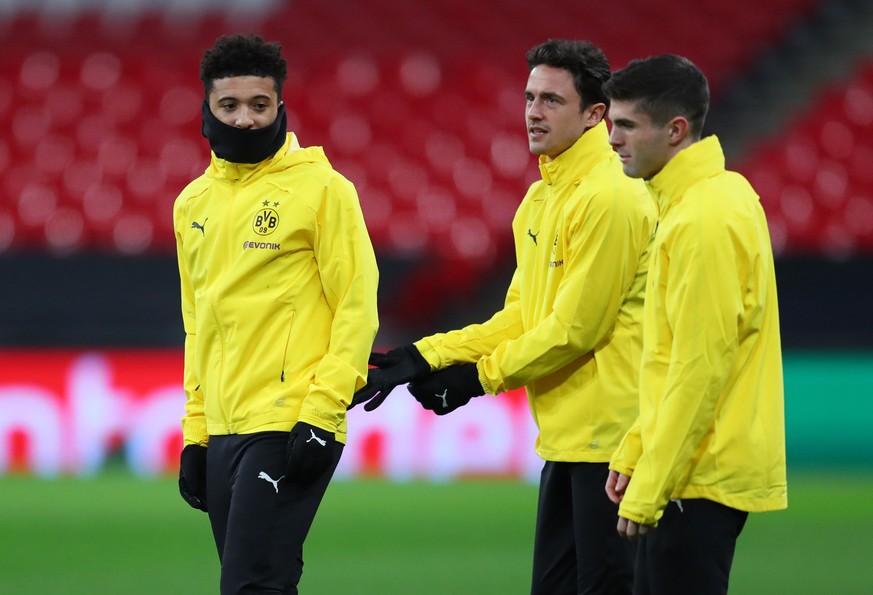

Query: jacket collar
[
  {"left": 538, "top": 120, "right": 613, "bottom": 187},
  {"left": 646, "top": 135, "right": 725, "bottom": 216},
  {"left": 207, "top": 132, "right": 309, "bottom": 182}
]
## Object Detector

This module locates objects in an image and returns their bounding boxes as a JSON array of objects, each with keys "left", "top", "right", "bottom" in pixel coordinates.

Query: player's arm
[
  {"left": 350, "top": 280, "right": 523, "bottom": 413},
  {"left": 297, "top": 177, "right": 379, "bottom": 433},
  {"left": 174, "top": 205, "right": 207, "bottom": 447},
  {"left": 478, "top": 187, "right": 642, "bottom": 394},
  {"left": 618, "top": 216, "right": 743, "bottom": 526},
  {"left": 414, "top": 268, "right": 524, "bottom": 369},
  {"left": 406, "top": 187, "right": 543, "bottom": 373},
  {"left": 175, "top": 201, "right": 208, "bottom": 511}
]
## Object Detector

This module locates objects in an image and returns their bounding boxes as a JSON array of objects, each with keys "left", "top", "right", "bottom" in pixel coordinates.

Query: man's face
[
  {"left": 607, "top": 99, "right": 671, "bottom": 179},
  {"left": 208, "top": 76, "right": 280, "bottom": 129},
  {"left": 525, "top": 65, "right": 590, "bottom": 160}
]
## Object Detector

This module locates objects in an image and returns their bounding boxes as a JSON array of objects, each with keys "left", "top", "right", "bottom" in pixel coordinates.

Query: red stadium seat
[
  {"left": 0, "top": 0, "right": 837, "bottom": 258},
  {"left": 736, "top": 58, "right": 873, "bottom": 253}
]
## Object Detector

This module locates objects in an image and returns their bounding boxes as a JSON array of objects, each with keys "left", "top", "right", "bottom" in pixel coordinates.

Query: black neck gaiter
[{"left": 201, "top": 101, "right": 287, "bottom": 164}]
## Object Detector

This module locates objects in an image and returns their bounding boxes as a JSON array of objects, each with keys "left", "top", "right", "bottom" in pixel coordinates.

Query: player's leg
[
  {"left": 217, "top": 431, "right": 343, "bottom": 595},
  {"left": 634, "top": 498, "right": 748, "bottom": 595},
  {"left": 569, "top": 462, "right": 635, "bottom": 595},
  {"left": 205, "top": 434, "right": 236, "bottom": 562},
  {"left": 530, "top": 461, "right": 576, "bottom": 595}
]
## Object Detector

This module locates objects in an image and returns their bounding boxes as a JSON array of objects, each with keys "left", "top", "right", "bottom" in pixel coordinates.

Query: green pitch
[{"left": 1, "top": 471, "right": 871, "bottom": 594}]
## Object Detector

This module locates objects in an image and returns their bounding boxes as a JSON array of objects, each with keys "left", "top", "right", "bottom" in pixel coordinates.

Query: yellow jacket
[
  {"left": 610, "top": 136, "right": 787, "bottom": 525},
  {"left": 416, "top": 122, "right": 656, "bottom": 462},
  {"left": 174, "top": 133, "right": 379, "bottom": 446}
]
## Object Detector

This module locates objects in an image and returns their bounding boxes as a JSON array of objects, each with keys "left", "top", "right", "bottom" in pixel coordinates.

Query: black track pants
[
  {"left": 531, "top": 461, "right": 636, "bottom": 595},
  {"left": 206, "top": 431, "right": 342, "bottom": 595},
  {"left": 633, "top": 498, "right": 748, "bottom": 595}
]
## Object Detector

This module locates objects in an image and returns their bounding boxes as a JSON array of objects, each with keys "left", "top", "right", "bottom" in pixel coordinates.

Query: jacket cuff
[
  {"left": 182, "top": 417, "right": 208, "bottom": 447},
  {"left": 297, "top": 407, "right": 340, "bottom": 435},
  {"left": 617, "top": 504, "right": 657, "bottom": 527},
  {"left": 610, "top": 425, "right": 643, "bottom": 474},
  {"left": 476, "top": 362, "right": 495, "bottom": 396},
  {"left": 413, "top": 338, "right": 441, "bottom": 370}
]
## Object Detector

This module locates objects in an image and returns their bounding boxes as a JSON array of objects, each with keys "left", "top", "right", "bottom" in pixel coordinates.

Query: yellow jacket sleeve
[
  {"left": 619, "top": 215, "right": 742, "bottom": 525},
  {"left": 478, "top": 187, "right": 646, "bottom": 394},
  {"left": 610, "top": 416, "right": 642, "bottom": 476},
  {"left": 297, "top": 176, "right": 379, "bottom": 432},
  {"left": 175, "top": 207, "right": 208, "bottom": 447},
  {"left": 415, "top": 270, "right": 524, "bottom": 369}
]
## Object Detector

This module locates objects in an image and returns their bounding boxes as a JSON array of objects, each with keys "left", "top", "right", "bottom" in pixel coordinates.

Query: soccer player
[
  {"left": 352, "top": 40, "right": 657, "bottom": 594},
  {"left": 603, "top": 54, "right": 787, "bottom": 595},
  {"left": 173, "top": 34, "right": 379, "bottom": 594}
]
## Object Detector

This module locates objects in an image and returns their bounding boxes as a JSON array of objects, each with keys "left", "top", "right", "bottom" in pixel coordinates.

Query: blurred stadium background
[{"left": 1, "top": 0, "right": 872, "bottom": 593}]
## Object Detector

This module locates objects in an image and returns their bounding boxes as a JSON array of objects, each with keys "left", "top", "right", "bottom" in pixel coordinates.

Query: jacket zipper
[{"left": 217, "top": 174, "right": 239, "bottom": 434}]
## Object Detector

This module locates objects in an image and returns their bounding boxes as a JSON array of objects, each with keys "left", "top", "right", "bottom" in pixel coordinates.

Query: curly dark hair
[
  {"left": 199, "top": 33, "right": 287, "bottom": 98},
  {"left": 526, "top": 39, "right": 611, "bottom": 110}
]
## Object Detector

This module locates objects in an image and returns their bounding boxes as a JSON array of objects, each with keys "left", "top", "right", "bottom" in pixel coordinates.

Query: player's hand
[
  {"left": 408, "top": 363, "right": 484, "bottom": 415},
  {"left": 349, "top": 345, "right": 431, "bottom": 411},
  {"left": 605, "top": 470, "right": 630, "bottom": 504},
  {"left": 617, "top": 516, "right": 652, "bottom": 541},
  {"left": 286, "top": 422, "right": 337, "bottom": 486},
  {"left": 178, "top": 444, "right": 208, "bottom": 512}
]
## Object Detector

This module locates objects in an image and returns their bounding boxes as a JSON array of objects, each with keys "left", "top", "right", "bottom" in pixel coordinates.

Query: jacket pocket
[{"left": 280, "top": 309, "right": 296, "bottom": 383}]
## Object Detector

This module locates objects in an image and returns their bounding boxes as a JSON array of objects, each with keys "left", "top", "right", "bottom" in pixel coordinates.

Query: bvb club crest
[{"left": 252, "top": 207, "right": 279, "bottom": 236}]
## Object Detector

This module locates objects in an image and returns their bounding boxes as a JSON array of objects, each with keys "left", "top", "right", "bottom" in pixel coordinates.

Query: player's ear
[
  {"left": 583, "top": 102, "right": 606, "bottom": 128},
  {"left": 667, "top": 116, "right": 690, "bottom": 146}
]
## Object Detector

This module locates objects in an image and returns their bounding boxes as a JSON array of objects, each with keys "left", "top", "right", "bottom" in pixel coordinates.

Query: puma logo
[
  {"left": 306, "top": 429, "right": 327, "bottom": 447},
  {"left": 191, "top": 218, "right": 208, "bottom": 236},
  {"left": 257, "top": 471, "right": 285, "bottom": 493},
  {"left": 527, "top": 229, "right": 539, "bottom": 245},
  {"left": 436, "top": 389, "right": 449, "bottom": 409}
]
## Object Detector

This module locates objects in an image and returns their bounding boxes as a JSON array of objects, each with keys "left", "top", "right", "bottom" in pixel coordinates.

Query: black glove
[
  {"left": 286, "top": 421, "right": 337, "bottom": 487},
  {"left": 408, "top": 363, "right": 485, "bottom": 415},
  {"left": 349, "top": 345, "right": 431, "bottom": 411},
  {"left": 178, "top": 444, "right": 208, "bottom": 512}
]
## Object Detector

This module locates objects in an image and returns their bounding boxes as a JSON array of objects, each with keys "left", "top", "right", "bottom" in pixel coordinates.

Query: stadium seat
[
  {"left": 0, "top": 0, "right": 837, "bottom": 259},
  {"left": 736, "top": 57, "right": 873, "bottom": 253}
]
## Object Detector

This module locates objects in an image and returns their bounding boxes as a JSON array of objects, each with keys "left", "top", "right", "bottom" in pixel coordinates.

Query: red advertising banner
[{"left": 0, "top": 349, "right": 541, "bottom": 481}]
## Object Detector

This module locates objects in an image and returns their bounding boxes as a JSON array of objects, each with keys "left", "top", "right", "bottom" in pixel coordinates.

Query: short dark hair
[
  {"left": 604, "top": 54, "right": 710, "bottom": 139},
  {"left": 526, "top": 39, "right": 611, "bottom": 110},
  {"left": 200, "top": 34, "right": 287, "bottom": 98}
]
